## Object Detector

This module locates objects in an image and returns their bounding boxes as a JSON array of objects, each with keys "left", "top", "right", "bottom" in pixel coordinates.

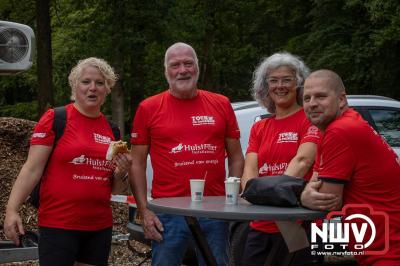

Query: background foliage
[{"left": 1, "top": 0, "right": 399, "bottom": 132}]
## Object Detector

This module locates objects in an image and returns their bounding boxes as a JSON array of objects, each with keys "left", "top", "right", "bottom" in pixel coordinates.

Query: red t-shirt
[
  {"left": 247, "top": 109, "right": 320, "bottom": 233},
  {"left": 130, "top": 90, "right": 240, "bottom": 198},
  {"left": 31, "top": 104, "right": 116, "bottom": 230},
  {"left": 316, "top": 109, "right": 400, "bottom": 265}
]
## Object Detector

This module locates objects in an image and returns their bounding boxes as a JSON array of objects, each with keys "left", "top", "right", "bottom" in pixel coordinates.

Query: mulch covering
[
  {"left": 0, "top": 117, "right": 356, "bottom": 266},
  {"left": 0, "top": 117, "right": 150, "bottom": 265}
]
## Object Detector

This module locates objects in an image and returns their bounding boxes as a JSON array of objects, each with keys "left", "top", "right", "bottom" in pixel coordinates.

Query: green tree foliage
[
  {"left": 291, "top": 0, "right": 400, "bottom": 99},
  {"left": 1, "top": 0, "right": 399, "bottom": 124}
]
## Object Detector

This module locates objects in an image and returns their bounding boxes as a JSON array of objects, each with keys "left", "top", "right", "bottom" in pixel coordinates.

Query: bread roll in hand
[{"left": 106, "top": 140, "right": 129, "bottom": 160}]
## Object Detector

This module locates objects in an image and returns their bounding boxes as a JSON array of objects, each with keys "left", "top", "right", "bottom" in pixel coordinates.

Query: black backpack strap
[
  {"left": 53, "top": 106, "right": 67, "bottom": 143},
  {"left": 28, "top": 106, "right": 67, "bottom": 209},
  {"left": 54, "top": 108, "right": 118, "bottom": 141},
  {"left": 108, "top": 120, "right": 121, "bottom": 141}
]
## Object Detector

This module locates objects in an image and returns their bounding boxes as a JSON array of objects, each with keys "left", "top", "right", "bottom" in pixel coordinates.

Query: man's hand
[
  {"left": 4, "top": 210, "right": 24, "bottom": 246},
  {"left": 140, "top": 208, "right": 164, "bottom": 242},
  {"left": 301, "top": 179, "right": 339, "bottom": 211}
]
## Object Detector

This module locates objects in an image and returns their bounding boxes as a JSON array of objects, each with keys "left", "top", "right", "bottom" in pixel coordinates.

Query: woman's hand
[
  {"left": 113, "top": 153, "right": 132, "bottom": 179},
  {"left": 111, "top": 153, "right": 132, "bottom": 194},
  {"left": 4, "top": 209, "right": 24, "bottom": 246}
]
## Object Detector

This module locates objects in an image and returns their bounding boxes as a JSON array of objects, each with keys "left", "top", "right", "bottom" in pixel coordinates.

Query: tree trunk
[
  {"left": 111, "top": 0, "right": 125, "bottom": 137},
  {"left": 200, "top": 28, "right": 214, "bottom": 90},
  {"left": 35, "top": 0, "right": 54, "bottom": 118},
  {"left": 111, "top": 65, "right": 125, "bottom": 137},
  {"left": 200, "top": 3, "right": 216, "bottom": 91}
]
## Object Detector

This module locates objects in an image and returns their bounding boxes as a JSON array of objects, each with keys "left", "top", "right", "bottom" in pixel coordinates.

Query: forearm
[
  {"left": 228, "top": 156, "right": 244, "bottom": 178},
  {"left": 284, "top": 142, "right": 316, "bottom": 178},
  {"left": 241, "top": 153, "right": 258, "bottom": 190},
  {"left": 129, "top": 145, "right": 150, "bottom": 213},
  {"left": 111, "top": 173, "right": 130, "bottom": 195},
  {"left": 284, "top": 155, "right": 313, "bottom": 178},
  {"left": 130, "top": 164, "right": 149, "bottom": 212},
  {"left": 6, "top": 163, "right": 42, "bottom": 212},
  {"left": 225, "top": 138, "right": 244, "bottom": 178},
  {"left": 241, "top": 168, "right": 257, "bottom": 186}
]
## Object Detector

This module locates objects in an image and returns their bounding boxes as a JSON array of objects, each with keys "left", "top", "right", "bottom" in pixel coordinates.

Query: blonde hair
[{"left": 68, "top": 57, "right": 118, "bottom": 101}]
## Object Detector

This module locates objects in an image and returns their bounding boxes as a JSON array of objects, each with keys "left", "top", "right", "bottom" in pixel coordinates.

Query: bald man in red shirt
[{"left": 301, "top": 70, "right": 400, "bottom": 266}]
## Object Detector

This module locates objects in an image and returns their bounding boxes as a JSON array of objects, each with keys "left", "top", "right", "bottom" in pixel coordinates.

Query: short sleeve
[
  {"left": 30, "top": 108, "right": 55, "bottom": 146},
  {"left": 224, "top": 99, "right": 240, "bottom": 139},
  {"left": 299, "top": 119, "right": 321, "bottom": 145},
  {"left": 130, "top": 103, "right": 151, "bottom": 145},
  {"left": 246, "top": 121, "right": 262, "bottom": 154}
]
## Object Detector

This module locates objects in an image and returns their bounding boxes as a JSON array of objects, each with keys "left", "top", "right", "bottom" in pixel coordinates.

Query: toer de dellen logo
[{"left": 310, "top": 204, "right": 389, "bottom": 256}]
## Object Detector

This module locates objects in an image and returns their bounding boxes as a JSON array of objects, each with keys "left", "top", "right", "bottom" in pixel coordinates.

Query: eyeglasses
[{"left": 267, "top": 76, "right": 296, "bottom": 86}]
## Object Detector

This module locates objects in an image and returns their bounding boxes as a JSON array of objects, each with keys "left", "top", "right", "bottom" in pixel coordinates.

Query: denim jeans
[{"left": 151, "top": 213, "right": 229, "bottom": 266}]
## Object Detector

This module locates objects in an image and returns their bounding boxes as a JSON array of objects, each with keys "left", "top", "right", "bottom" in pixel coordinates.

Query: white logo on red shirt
[
  {"left": 277, "top": 132, "right": 298, "bottom": 143},
  {"left": 259, "top": 163, "right": 269, "bottom": 175},
  {"left": 70, "top": 155, "right": 86, "bottom": 164},
  {"left": 191, "top": 116, "right": 215, "bottom": 126},
  {"left": 174, "top": 159, "right": 219, "bottom": 167},
  {"left": 169, "top": 143, "right": 217, "bottom": 154},
  {"left": 170, "top": 143, "right": 184, "bottom": 154},
  {"left": 307, "top": 126, "right": 319, "bottom": 136},
  {"left": 72, "top": 174, "right": 108, "bottom": 181},
  {"left": 259, "top": 162, "right": 288, "bottom": 175},
  {"left": 69, "top": 154, "right": 113, "bottom": 172},
  {"left": 93, "top": 133, "right": 111, "bottom": 144},
  {"left": 131, "top": 132, "right": 138, "bottom": 138},
  {"left": 32, "top": 132, "right": 46, "bottom": 138}
]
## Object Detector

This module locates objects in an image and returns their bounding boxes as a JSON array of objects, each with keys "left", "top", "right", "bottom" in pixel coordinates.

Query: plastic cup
[
  {"left": 225, "top": 179, "right": 240, "bottom": 204},
  {"left": 190, "top": 179, "right": 205, "bottom": 201}
]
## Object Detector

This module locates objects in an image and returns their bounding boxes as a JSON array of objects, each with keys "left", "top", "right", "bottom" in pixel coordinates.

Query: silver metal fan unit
[{"left": 0, "top": 21, "right": 35, "bottom": 74}]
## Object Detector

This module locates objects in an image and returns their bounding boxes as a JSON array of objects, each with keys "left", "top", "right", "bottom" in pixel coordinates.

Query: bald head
[
  {"left": 303, "top": 69, "right": 348, "bottom": 131},
  {"left": 164, "top": 42, "right": 198, "bottom": 68},
  {"left": 307, "top": 69, "right": 346, "bottom": 95}
]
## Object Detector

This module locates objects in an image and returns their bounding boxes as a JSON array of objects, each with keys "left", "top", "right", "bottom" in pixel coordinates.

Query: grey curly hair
[
  {"left": 251, "top": 52, "right": 310, "bottom": 113},
  {"left": 68, "top": 57, "right": 118, "bottom": 101}
]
